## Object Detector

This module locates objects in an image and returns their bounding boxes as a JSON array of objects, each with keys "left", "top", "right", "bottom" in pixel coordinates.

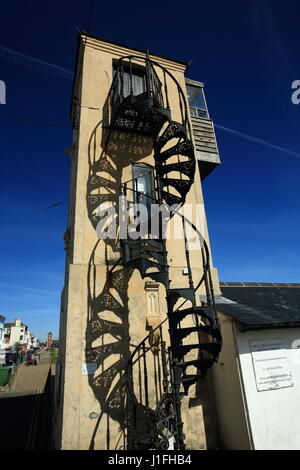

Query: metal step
[
  {"left": 180, "top": 374, "right": 202, "bottom": 395},
  {"left": 144, "top": 271, "right": 169, "bottom": 288},
  {"left": 151, "top": 108, "right": 172, "bottom": 123},
  {"left": 154, "top": 121, "right": 187, "bottom": 152},
  {"left": 169, "top": 325, "right": 212, "bottom": 342},
  {"left": 157, "top": 160, "right": 195, "bottom": 179},
  {"left": 128, "top": 258, "right": 168, "bottom": 273},
  {"left": 158, "top": 140, "right": 194, "bottom": 164},
  {"left": 122, "top": 239, "right": 166, "bottom": 265},
  {"left": 176, "top": 358, "right": 215, "bottom": 373},
  {"left": 173, "top": 369, "right": 203, "bottom": 396},
  {"left": 160, "top": 178, "right": 191, "bottom": 197},
  {"left": 172, "top": 341, "right": 222, "bottom": 362},
  {"left": 110, "top": 98, "right": 170, "bottom": 137},
  {"left": 122, "top": 239, "right": 164, "bottom": 251},
  {"left": 168, "top": 306, "right": 215, "bottom": 328},
  {"left": 161, "top": 191, "right": 182, "bottom": 207},
  {"left": 167, "top": 288, "right": 196, "bottom": 311},
  {"left": 130, "top": 251, "right": 165, "bottom": 265}
]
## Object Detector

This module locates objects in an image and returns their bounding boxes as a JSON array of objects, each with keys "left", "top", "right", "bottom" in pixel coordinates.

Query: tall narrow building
[
  {"left": 55, "top": 33, "right": 222, "bottom": 450},
  {"left": 47, "top": 331, "right": 53, "bottom": 349}
]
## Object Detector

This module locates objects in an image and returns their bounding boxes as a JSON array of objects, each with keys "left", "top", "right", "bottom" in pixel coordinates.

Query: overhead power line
[
  {"left": 0, "top": 200, "right": 67, "bottom": 231},
  {"left": 86, "top": 0, "right": 96, "bottom": 33},
  {"left": 0, "top": 113, "right": 72, "bottom": 128}
]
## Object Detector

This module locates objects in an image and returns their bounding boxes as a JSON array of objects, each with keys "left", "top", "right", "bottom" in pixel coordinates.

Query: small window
[
  {"left": 186, "top": 85, "right": 209, "bottom": 119},
  {"left": 113, "top": 61, "right": 146, "bottom": 98},
  {"left": 19, "top": 335, "right": 23, "bottom": 340},
  {"left": 132, "top": 163, "right": 153, "bottom": 220}
]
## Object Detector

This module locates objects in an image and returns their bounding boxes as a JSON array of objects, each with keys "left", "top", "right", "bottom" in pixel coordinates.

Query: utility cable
[
  {"left": 0, "top": 200, "right": 67, "bottom": 231},
  {"left": 0, "top": 113, "right": 71, "bottom": 128}
]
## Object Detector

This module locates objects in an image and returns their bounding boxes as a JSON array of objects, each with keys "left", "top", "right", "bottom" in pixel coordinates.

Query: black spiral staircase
[{"left": 105, "top": 53, "right": 222, "bottom": 450}]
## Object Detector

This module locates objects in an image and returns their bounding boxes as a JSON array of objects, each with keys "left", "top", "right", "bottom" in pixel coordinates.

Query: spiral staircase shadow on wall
[{"left": 85, "top": 54, "right": 222, "bottom": 450}]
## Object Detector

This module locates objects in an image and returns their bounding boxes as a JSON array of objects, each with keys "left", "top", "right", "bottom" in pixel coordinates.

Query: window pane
[
  {"left": 132, "top": 164, "right": 152, "bottom": 198},
  {"left": 123, "top": 71, "right": 145, "bottom": 97},
  {"left": 114, "top": 63, "right": 146, "bottom": 98},
  {"left": 132, "top": 164, "right": 153, "bottom": 220},
  {"left": 197, "top": 109, "right": 208, "bottom": 119},
  {"left": 187, "top": 85, "right": 208, "bottom": 118}
]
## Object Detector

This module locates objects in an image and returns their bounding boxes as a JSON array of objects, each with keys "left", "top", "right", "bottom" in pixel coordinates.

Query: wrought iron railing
[
  {"left": 116, "top": 179, "right": 221, "bottom": 450},
  {"left": 104, "top": 53, "right": 192, "bottom": 139},
  {"left": 125, "top": 319, "right": 174, "bottom": 450},
  {"left": 99, "top": 53, "right": 222, "bottom": 450}
]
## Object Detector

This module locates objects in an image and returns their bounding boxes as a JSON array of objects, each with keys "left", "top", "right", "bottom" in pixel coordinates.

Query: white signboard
[
  {"left": 82, "top": 363, "right": 98, "bottom": 375},
  {"left": 250, "top": 339, "right": 293, "bottom": 391},
  {"left": 168, "top": 436, "right": 175, "bottom": 450}
]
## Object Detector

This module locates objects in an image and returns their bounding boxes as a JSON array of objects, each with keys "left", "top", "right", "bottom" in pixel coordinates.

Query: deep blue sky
[{"left": 0, "top": 1, "right": 299, "bottom": 340}]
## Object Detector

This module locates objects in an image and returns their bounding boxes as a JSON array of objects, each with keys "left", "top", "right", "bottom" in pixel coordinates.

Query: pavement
[
  {"left": 0, "top": 349, "right": 51, "bottom": 395},
  {"left": 10, "top": 350, "right": 51, "bottom": 394}
]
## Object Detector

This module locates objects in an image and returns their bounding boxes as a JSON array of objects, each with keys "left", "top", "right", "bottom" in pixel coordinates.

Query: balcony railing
[{"left": 103, "top": 53, "right": 191, "bottom": 138}]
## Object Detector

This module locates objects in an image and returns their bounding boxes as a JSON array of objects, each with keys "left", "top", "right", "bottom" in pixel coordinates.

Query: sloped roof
[{"left": 206, "top": 284, "right": 300, "bottom": 331}]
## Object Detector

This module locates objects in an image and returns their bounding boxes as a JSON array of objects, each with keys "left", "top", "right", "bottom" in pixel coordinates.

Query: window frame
[
  {"left": 186, "top": 83, "right": 210, "bottom": 120},
  {"left": 132, "top": 163, "right": 154, "bottom": 203},
  {"left": 112, "top": 59, "right": 147, "bottom": 98}
]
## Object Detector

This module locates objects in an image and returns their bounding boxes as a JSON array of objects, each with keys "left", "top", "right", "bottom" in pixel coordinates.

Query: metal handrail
[
  {"left": 107, "top": 54, "right": 192, "bottom": 139},
  {"left": 102, "top": 55, "right": 219, "bottom": 449},
  {"left": 122, "top": 175, "right": 219, "bottom": 449},
  {"left": 119, "top": 180, "right": 216, "bottom": 315}
]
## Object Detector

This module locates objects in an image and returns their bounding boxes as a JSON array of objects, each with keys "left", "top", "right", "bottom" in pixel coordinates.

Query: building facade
[
  {"left": 55, "top": 33, "right": 222, "bottom": 450},
  {"left": 0, "top": 315, "right": 6, "bottom": 349},
  {"left": 4, "top": 319, "right": 31, "bottom": 350},
  {"left": 212, "top": 282, "right": 300, "bottom": 450}
]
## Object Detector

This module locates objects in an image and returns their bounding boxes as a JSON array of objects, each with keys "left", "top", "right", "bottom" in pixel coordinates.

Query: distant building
[
  {"left": 0, "top": 315, "right": 6, "bottom": 348},
  {"left": 4, "top": 319, "right": 30, "bottom": 350},
  {"left": 46, "top": 332, "right": 53, "bottom": 349},
  {"left": 31, "top": 336, "right": 39, "bottom": 349}
]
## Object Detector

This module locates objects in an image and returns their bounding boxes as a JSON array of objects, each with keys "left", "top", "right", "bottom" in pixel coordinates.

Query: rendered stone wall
[{"left": 55, "top": 35, "right": 221, "bottom": 450}]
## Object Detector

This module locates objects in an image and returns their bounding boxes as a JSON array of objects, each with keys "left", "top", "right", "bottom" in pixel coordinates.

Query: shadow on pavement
[{"left": 0, "top": 369, "right": 55, "bottom": 449}]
